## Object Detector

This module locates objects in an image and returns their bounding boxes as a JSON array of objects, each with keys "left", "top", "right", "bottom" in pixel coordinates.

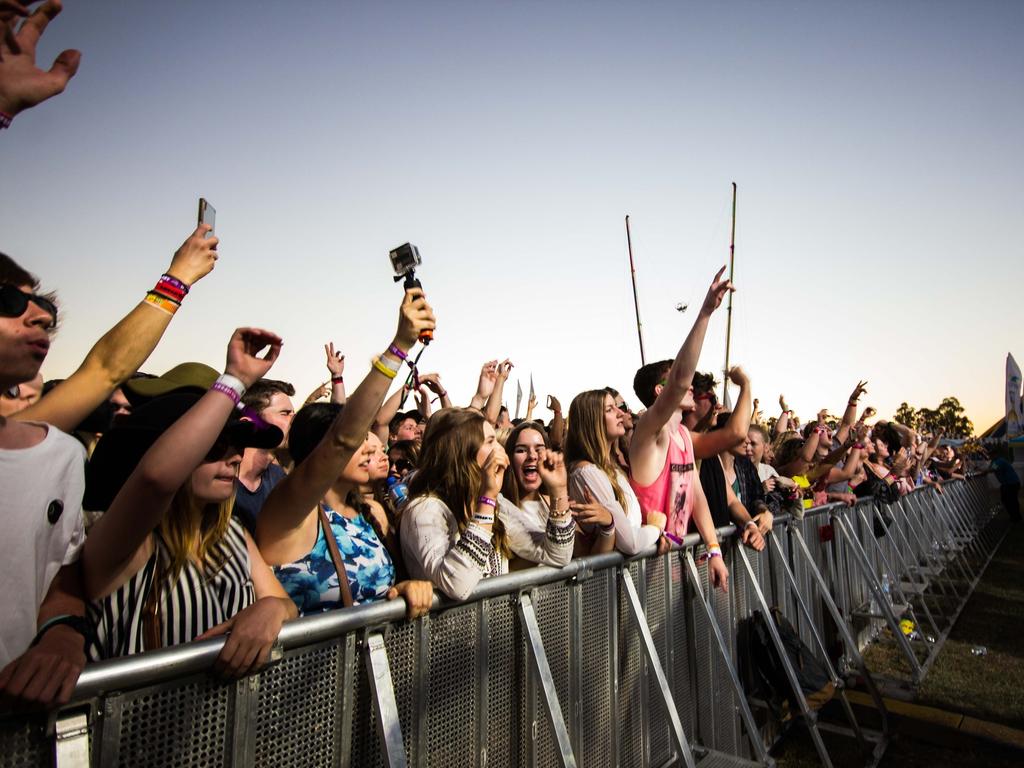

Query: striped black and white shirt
[{"left": 88, "top": 519, "right": 255, "bottom": 659}]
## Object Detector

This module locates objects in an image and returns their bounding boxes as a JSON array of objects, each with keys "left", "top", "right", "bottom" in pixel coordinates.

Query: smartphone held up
[{"left": 198, "top": 198, "right": 216, "bottom": 246}]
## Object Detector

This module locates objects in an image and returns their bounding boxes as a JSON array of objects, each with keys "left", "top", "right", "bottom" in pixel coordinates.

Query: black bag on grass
[{"left": 740, "top": 607, "right": 835, "bottom": 720}]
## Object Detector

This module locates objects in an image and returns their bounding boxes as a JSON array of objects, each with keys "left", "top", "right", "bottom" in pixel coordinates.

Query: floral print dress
[{"left": 274, "top": 505, "right": 395, "bottom": 614}]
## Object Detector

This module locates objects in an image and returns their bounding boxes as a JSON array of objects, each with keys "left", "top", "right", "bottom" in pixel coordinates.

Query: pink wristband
[
  {"left": 477, "top": 496, "right": 497, "bottom": 509},
  {"left": 211, "top": 381, "right": 241, "bottom": 406}
]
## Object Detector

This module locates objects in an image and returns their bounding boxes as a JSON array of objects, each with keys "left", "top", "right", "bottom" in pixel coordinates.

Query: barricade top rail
[{"left": 70, "top": 480, "right": 969, "bottom": 700}]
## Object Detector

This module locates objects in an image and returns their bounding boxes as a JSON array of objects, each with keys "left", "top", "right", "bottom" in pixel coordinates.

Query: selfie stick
[{"left": 395, "top": 269, "right": 433, "bottom": 345}]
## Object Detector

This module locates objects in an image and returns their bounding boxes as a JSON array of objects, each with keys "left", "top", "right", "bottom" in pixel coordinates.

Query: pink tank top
[{"left": 629, "top": 424, "right": 697, "bottom": 539}]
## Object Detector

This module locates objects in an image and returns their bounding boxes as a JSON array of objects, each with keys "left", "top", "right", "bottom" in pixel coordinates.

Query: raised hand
[
  {"left": 225, "top": 328, "right": 283, "bottom": 389},
  {"left": 546, "top": 394, "right": 562, "bottom": 414},
  {"left": 475, "top": 360, "right": 498, "bottom": 400},
  {"left": 0, "top": 2, "right": 29, "bottom": 56},
  {"left": 0, "top": 1, "right": 80, "bottom": 118},
  {"left": 394, "top": 287, "right": 435, "bottom": 352},
  {"left": 817, "top": 409, "right": 828, "bottom": 425},
  {"left": 418, "top": 372, "right": 445, "bottom": 395},
  {"left": 537, "top": 448, "right": 567, "bottom": 494},
  {"left": 849, "top": 380, "right": 868, "bottom": 403},
  {"left": 324, "top": 343, "right": 345, "bottom": 377},
  {"left": 700, "top": 265, "right": 735, "bottom": 315},
  {"left": 496, "top": 359, "right": 513, "bottom": 381},
  {"left": 863, "top": 406, "right": 877, "bottom": 419},
  {"left": 480, "top": 444, "right": 509, "bottom": 498},
  {"left": 167, "top": 225, "right": 219, "bottom": 287},
  {"left": 779, "top": 394, "right": 789, "bottom": 412},
  {"left": 727, "top": 366, "right": 748, "bottom": 387}
]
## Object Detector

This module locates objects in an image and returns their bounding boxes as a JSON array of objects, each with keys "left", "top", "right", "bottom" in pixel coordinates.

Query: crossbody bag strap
[
  {"left": 142, "top": 543, "right": 164, "bottom": 651},
  {"left": 318, "top": 505, "right": 355, "bottom": 608}
]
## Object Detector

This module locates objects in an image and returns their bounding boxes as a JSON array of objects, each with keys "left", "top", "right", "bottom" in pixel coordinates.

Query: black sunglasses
[{"left": 0, "top": 284, "right": 58, "bottom": 329}]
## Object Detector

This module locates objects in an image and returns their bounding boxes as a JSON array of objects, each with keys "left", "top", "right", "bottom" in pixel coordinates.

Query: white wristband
[{"left": 216, "top": 373, "right": 247, "bottom": 402}]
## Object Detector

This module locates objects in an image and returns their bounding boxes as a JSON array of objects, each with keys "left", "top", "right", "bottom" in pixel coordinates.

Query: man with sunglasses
[
  {"left": 0, "top": 254, "right": 89, "bottom": 707},
  {"left": 0, "top": 225, "right": 218, "bottom": 707}
]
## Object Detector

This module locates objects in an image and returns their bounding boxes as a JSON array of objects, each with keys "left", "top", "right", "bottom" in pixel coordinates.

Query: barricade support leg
[
  {"left": 621, "top": 568, "right": 699, "bottom": 768},
  {"left": 682, "top": 552, "right": 773, "bottom": 767},
  {"left": 517, "top": 593, "right": 577, "bottom": 768},
  {"left": 365, "top": 631, "right": 409, "bottom": 768}
]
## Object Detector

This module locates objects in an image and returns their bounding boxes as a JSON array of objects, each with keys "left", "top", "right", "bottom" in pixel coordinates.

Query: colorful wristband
[
  {"left": 477, "top": 496, "right": 497, "bottom": 509},
  {"left": 387, "top": 344, "right": 408, "bottom": 361},
  {"left": 371, "top": 357, "right": 398, "bottom": 379},
  {"left": 472, "top": 514, "right": 495, "bottom": 526},
  {"left": 376, "top": 353, "right": 402, "bottom": 373},
  {"left": 331, "top": 376, "right": 344, "bottom": 384},
  {"left": 211, "top": 373, "right": 246, "bottom": 407},
  {"left": 599, "top": 521, "right": 616, "bottom": 537},
  {"left": 144, "top": 292, "right": 180, "bottom": 315},
  {"left": 160, "top": 273, "right": 190, "bottom": 293},
  {"left": 707, "top": 549, "right": 724, "bottom": 559}
]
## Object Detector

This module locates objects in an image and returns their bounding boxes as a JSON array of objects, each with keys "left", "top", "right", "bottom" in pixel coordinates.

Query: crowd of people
[{"left": 0, "top": 0, "right": 1002, "bottom": 715}]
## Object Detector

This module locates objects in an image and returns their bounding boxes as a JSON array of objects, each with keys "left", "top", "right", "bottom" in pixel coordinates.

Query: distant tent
[{"left": 980, "top": 417, "right": 1007, "bottom": 440}]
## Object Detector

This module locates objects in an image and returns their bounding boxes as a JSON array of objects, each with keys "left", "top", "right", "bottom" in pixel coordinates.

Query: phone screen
[{"left": 198, "top": 198, "right": 216, "bottom": 238}]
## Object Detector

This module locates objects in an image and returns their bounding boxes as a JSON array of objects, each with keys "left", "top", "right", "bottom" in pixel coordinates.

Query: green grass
[
  {"left": 917, "top": 520, "right": 1024, "bottom": 728},
  {"left": 776, "top": 501, "right": 1024, "bottom": 765}
]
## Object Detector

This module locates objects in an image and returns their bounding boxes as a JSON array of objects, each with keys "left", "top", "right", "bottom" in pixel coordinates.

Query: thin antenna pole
[
  {"left": 626, "top": 215, "right": 646, "bottom": 366},
  {"left": 723, "top": 183, "right": 737, "bottom": 404}
]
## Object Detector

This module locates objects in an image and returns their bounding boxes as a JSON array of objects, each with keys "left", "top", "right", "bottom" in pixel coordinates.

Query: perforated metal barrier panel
[{"left": 0, "top": 480, "right": 1001, "bottom": 768}]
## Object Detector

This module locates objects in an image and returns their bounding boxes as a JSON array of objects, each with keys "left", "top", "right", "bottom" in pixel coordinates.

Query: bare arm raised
[
  {"left": 17, "top": 226, "right": 218, "bottom": 432},
  {"left": 630, "top": 267, "right": 734, "bottom": 484},
  {"left": 256, "top": 289, "right": 435, "bottom": 556}
]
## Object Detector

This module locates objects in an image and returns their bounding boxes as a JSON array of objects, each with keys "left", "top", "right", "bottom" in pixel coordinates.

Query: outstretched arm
[
  {"left": 324, "top": 343, "right": 347, "bottom": 404},
  {"left": 83, "top": 328, "right": 282, "bottom": 599},
  {"left": 374, "top": 383, "right": 410, "bottom": 443},
  {"left": 632, "top": 266, "right": 734, "bottom": 449},
  {"left": 484, "top": 359, "right": 512, "bottom": 426},
  {"left": 257, "top": 290, "right": 435, "bottom": 561},
  {"left": 691, "top": 367, "right": 753, "bottom": 459},
  {"left": 17, "top": 226, "right": 218, "bottom": 432}
]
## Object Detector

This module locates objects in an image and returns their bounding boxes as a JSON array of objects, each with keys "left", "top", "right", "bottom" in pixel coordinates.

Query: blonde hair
[
  {"left": 564, "top": 390, "right": 627, "bottom": 511},
  {"left": 408, "top": 408, "right": 510, "bottom": 557},
  {"left": 157, "top": 483, "right": 235, "bottom": 581}
]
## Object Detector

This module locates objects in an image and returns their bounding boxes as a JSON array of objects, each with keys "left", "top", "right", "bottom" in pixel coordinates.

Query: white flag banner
[
  {"left": 515, "top": 380, "right": 523, "bottom": 420},
  {"left": 1007, "top": 354, "right": 1024, "bottom": 438},
  {"left": 529, "top": 374, "right": 535, "bottom": 406}
]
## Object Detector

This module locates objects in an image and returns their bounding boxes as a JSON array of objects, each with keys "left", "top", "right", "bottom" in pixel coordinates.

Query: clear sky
[{"left": 3, "top": 1, "right": 1022, "bottom": 433}]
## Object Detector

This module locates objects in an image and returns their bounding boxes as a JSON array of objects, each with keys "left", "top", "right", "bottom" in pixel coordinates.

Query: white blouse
[
  {"left": 400, "top": 494, "right": 575, "bottom": 601},
  {"left": 568, "top": 463, "right": 661, "bottom": 556}
]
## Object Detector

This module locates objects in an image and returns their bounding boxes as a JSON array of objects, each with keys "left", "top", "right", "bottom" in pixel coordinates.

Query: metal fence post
[
  {"left": 364, "top": 631, "right": 408, "bottom": 768},
  {"left": 518, "top": 593, "right": 577, "bottom": 768}
]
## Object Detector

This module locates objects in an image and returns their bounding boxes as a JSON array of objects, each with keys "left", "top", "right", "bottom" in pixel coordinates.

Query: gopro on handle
[{"left": 388, "top": 243, "right": 432, "bottom": 343}]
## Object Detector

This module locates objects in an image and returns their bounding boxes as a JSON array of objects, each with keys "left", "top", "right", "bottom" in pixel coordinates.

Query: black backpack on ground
[{"left": 739, "top": 607, "right": 835, "bottom": 721}]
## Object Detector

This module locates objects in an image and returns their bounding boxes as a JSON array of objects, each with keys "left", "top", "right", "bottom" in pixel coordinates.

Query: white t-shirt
[
  {"left": 0, "top": 424, "right": 86, "bottom": 667},
  {"left": 568, "top": 464, "right": 660, "bottom": 556}
]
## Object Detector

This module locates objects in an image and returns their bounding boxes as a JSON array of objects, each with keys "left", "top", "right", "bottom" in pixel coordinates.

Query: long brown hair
[
  {"left": 157, "top": 484, "right": 234, "bottom": 581},
  {"left": 408, "top": 408, "right": 510, "bottom": 557},
  {"left": 564, "top": 390, "right": 627, "bottom": 511}
]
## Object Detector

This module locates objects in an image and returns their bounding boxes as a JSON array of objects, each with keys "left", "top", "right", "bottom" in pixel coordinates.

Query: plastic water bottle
[
  {"left": 880, "top": 573, "right": 892, "bottom": 605},
  {"left": 387, "top": 476, "right": 409, "bottom": 509}
]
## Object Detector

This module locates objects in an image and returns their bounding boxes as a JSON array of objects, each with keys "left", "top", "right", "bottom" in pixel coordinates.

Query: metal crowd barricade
[{"left": 0, "top": 478, "right": 1003, "bottom": 768}]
